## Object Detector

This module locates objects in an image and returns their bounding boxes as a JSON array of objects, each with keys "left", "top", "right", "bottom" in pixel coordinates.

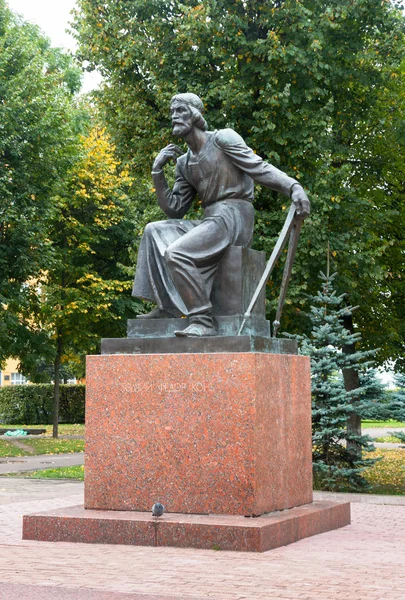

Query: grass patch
[
  {"left": 0, "top": 433, "right": 84, "bottom": 458},
  {"left": 375, "top": 435, "right": 405, "bottom": 443},
  {"left": 363, "top": 448, "right": 405, "bottom": 495},
  {"left": 23, "top": 438, "right": 84, "bottom": 454},
  {"left": 0, "top": 423, "right": 85, "bottom": 436},
  {"left": 5, "top": 465, "right": 85, "bottom": 480},
  {"left": 362, "top": 420, "right": 405, "bottom": 429},
  {"left": 0, "top": 440, "right": 27, "bottom": 457}
]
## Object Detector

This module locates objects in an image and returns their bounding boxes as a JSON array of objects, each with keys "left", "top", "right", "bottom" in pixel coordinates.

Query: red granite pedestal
[
  {"left": 85, "top": 352, "right": 313, "bottom": 515},
  {"left": 22, "top": 351, "right": 351, "bottom": 552}
]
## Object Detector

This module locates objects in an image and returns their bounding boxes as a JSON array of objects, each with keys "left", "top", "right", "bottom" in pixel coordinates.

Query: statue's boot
[
  {"left": 174, "top": 315, "right": 217, "bottom": 337},
  {"left": 137, "top": 307, "right": 172, "bottom": 319}
]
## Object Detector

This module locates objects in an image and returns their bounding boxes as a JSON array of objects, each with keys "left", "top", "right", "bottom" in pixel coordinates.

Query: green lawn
[
  {"left": 0, "top": 437, "right": 84, "bottom": 457},
  {"left": 362, "top": 420, "right": 405, "bottom": 429},
  {"left": 0, "top": 423, "right": 85, "bottom": 458},
  {"left": 24, "top": 438, "right": 84, "bottom": 454},
  {"left": 375, "top": 435, "right": 405, "bottom": 443},
  {"left": 0, "top": 440, "right": 27, "bottom": 458},
  {"left": 7, "top": 465, "right": 85, "bottom": 480}
]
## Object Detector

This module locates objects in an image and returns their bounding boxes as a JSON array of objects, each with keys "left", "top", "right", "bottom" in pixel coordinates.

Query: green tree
[
  {"left": 0, "top": 1, "right": 82, "bottom": 366},
  {"left": 294, "top": 272, "right": 377, "bottom": 491},
  {"left": 19, "top": 127, "right": 139, "bottom": 436}
]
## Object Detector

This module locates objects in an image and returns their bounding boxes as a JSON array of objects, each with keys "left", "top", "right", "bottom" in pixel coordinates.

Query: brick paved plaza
[{"left": 0, "top": 479, "right": 404, "bottom": 599}]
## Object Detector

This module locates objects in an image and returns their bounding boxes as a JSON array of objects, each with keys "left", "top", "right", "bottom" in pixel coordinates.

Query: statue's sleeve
[
  {"left": 214, "top": 129, "right": 298, "bottom": 197},
  {"left": 152, "top": 160, "right": 196, "bottom": 218}
]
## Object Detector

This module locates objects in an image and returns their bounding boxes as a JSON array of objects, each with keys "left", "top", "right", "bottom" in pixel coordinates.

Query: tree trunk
[
  {"left": 52, "top": 339, "right": 63, "bottom": 439},
  {"left": 342, "top": 313, "right": 361, "bottom": 455}
]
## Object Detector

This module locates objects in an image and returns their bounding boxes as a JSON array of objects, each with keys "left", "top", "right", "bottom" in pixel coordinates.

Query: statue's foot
[
  {"left": 137, "top": 307, "right": 171, "bottom": 319},
  {"left": 174, "top": 323, "right": 217, "bottom": 337}
]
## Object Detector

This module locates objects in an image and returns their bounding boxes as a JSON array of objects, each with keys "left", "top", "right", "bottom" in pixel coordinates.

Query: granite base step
[{"left": 23, "top": 500, "right": 350, "bottom": 553}]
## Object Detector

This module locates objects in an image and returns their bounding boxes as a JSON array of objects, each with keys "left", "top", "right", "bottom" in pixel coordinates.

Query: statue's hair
[{"left": 171, "top": 93, "right": 208, "bottom": 131}]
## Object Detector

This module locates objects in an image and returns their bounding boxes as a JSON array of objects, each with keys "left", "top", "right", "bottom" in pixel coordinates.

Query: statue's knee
[
  {"left": 143, "top": 222, "right": 154, "bottom": 239},
  {"left": 143, "top": 221, "right": 164, "bottom": 238}
]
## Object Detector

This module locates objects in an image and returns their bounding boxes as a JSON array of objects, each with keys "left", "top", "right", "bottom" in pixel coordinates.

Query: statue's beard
[{"left": 172, "top": 122, "right": 193, "bottom": 137}]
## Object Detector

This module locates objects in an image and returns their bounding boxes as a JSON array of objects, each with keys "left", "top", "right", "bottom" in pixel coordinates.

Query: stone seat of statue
[
  {"left": 127, "top": 246, "right": 269, "bottom": 339},
  {"left": 210, "top": 245, "right": 265, "bottom": 318}
]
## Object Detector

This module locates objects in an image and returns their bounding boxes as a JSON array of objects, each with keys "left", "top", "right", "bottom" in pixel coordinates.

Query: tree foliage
[
  {"left": 72, "top": 0, "right": 405, "bottom": 366},
  {"left": 39, "top": 125, "right": 137, "bottom": 360},
  {"left": 0, "top": 383, "right": 85, "bottom": 425},
  {"left": 0, "top": 1, "right": 82, "bottom": 366},
  {"left": 18, "top": 126, "right": 139, "bottom": 435},
  {"left": 0, "top": 3, "right": 143, "bottom": 435}
]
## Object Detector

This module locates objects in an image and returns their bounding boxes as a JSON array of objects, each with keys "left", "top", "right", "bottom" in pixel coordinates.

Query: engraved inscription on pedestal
[{"left": 124, "top": 381, "right": 206, "bottom": 394}]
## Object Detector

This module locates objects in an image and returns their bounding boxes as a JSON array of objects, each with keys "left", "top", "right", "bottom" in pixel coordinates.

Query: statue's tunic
[{"left": 132, "top": 129, "right": 297, "bottom": 317}]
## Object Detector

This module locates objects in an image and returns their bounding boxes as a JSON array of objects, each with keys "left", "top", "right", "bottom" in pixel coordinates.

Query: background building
[{"left": 0, "top": 359, "right": 28, "bottom": 386}]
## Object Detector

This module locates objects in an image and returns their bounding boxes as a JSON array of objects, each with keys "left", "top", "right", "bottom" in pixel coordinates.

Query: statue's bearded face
[{"left": 170, "top": 102, "right": 194, "bottom": 137}]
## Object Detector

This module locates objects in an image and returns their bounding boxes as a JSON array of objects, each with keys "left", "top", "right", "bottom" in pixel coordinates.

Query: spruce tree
[
  {"left": 389, "top": 372, "right": 405, "bottom": 423},
  {"left": 294, "top": 272, "right": 377, "bottom": 491},
  {"left": 359, "top": 369, "right": 391, "bottom": 421}
]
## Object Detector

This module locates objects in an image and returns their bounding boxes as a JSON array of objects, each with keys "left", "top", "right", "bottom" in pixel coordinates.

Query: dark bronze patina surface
[{"left": 101, "top": 335, "right": 298, "bottom": 355}]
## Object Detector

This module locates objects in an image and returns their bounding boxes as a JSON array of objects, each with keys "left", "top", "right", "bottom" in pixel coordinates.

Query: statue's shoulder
[{"left": 214, "top": 128, "right": 245, "bottom": 148}]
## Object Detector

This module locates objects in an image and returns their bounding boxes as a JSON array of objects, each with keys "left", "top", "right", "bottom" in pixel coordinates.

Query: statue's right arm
[{"left": 152, "top": 145, "right": 196, "bottom": 219}]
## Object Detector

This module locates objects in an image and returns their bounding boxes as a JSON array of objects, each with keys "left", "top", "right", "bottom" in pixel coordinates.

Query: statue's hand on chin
[{"left": 153, "top": 144, "right": 183, "bottom": 171}]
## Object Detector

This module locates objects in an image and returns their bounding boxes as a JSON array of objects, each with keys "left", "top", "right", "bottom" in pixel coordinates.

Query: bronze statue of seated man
[{"left": 132, "top": 93, "right": 310, "bottom": 337}]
